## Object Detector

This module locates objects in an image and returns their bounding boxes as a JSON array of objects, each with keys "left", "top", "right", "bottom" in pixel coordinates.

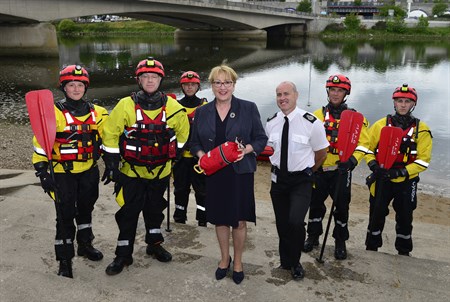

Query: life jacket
[
  {"left": 322, "top": 107, "right": 340, "bottom": 155},
  {"left": 185, "top": 98, "right": 207, "bottom": 125},
  {"left": 53, "top": 102, "right": 99, "bottom": 164},
  {"left": 120, "top": 96, "right": 177, "bottom": 167},
  {"left": 386, "top": 115, "right": 419, "bottom": 168}
]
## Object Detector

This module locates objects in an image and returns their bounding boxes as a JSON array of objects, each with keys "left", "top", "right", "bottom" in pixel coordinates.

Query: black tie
[{"left": 280, "top": 116, "right": 289, "bottom": 175}]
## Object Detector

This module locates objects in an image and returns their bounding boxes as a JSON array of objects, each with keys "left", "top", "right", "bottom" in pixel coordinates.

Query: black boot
[
  {"left": 105, "top": 257, "right": 133, "bottom": 276},
  {"left": 77, "top": 243, "right": 104, "bottom": 261},
  {"left": 146, "top": 244, "right": 172, "bottom": 262},
  {"left": 303, "top": 236, "right": 319, "bottom": 253},
  {"left": 58, "top": 260, "right": 73, "bottom": 278},
  {"left": 334, "top": 240, "right": 347, "bottom": 260}
]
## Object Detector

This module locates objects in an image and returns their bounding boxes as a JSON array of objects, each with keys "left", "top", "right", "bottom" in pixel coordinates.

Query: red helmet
[
  {"left": 392, "top": 84, "right": 417, "bottom": 103},
  {"left": 135, "top": 56, "right": 165, "bottom": 77},
  {"left": 59, "top": 65, "right": 89, "bottom": 88},
  {"left": 326, "top": 74, "right": 351, "bottom": 95},
  {"left": 180, "top": 71, "right": 200, "bottom": 84}
]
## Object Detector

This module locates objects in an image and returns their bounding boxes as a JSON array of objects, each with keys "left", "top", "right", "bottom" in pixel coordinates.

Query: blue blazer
[{"left": 190, "top": 96, "right": 268, "bottom": 174}]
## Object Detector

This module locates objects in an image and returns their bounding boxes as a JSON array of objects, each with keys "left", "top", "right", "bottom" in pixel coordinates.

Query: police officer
[
  {"left": 266, "top": 81, "right": 328, "bottom": 280},
  {"left": 365, "top": 84, "right": 432, "bottom": 256},
  {"left": 172, "top": 71, "right": 208, "bottom": 227},
  {"left": 101, "top": 57, "right": 189, "bottom": 275},
  {"left": 32, "top": 65, "right": 108, "bottom": 278},
  {"left": 303, "top": 74, "right": 370, "bottom": 260}
]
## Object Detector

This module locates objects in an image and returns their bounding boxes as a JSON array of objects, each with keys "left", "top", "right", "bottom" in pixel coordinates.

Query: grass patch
[{"left": 57, "top": 20, "right": 176, "bottom": 36}]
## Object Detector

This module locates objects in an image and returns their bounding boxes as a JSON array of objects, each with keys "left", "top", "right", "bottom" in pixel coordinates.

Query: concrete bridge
[{"left": 0, "top": 0, "right": 335, "bottom": 56}]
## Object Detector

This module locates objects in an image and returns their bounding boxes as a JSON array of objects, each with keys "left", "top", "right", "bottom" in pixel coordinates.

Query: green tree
[
  {"left": 297, "top": 0, "right": 312, "bottom": 13},
  {"left": 344, "top": 13, "right": 361, "bottom": 31},
  {"left": 416, "top": 16, "right": 429, "bottom": 33},
  {"left": 432, "top": 2, "right": 448, "bottom": 17},
  {"left": 386, "top": 16, "right": 407, "bottom": 33},
  {"left": 354, "top": 0, "right": 362, "bottom": 6},
  {"left": 379, "top": 5, "right": 407, "bottom": 18},
  {"left": 57, "top": 19, "right": 79, "bottom": 33}
]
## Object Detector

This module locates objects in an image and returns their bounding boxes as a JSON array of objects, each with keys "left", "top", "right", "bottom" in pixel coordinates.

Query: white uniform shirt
[{"left": 266, "top": 107, "right": 329, "bottom": 173}]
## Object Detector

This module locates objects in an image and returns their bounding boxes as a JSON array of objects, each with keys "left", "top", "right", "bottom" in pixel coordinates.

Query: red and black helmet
[
  {"left": 180, "top": 71, "right": 200, "bottom": 84},
  {"left": 326, "top": 74, "right": 351, "bottom": 95},
  {"left": 135, "top": 56, "right": 165, "bottom": 78},
  {"left": 392, "top": 84, "right": 417, "bottom": 103},
  {"left": 59, "top": 65, "right": 89, "bottom": 88}
]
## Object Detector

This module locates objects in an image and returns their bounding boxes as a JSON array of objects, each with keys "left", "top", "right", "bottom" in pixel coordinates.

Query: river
[{"left": 0, "top": 35, "right": 448, "bottom": 196}]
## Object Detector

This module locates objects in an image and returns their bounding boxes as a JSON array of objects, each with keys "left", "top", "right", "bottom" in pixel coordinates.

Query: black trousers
[
  {"left": 172, "top": 157, "right": 206, "bottom": 222},
  {"left": 270, "top": 171, "right": 313, "bottom": 268},
  {"left": 114, "top": 175, "right": 169, "bottom": 257},
  {"left": 53, "top": 166, "right": 100, "bottom": 260},
  {"left": 306, "top": 170, "right": 352, "bottom": 242},
  {"left": 366, "top": 177, "right": 419, "bottom": 254}
]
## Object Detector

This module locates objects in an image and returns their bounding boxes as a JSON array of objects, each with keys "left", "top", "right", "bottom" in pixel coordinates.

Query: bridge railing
[{"left": 204, "top": 0, "right": 315, "bottom": 17}]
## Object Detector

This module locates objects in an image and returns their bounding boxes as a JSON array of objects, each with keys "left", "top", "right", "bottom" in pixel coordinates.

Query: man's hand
[
  {"left": 385, "top": 168, "right": 408, "bottom": 180},
  {"left": 101, "top": 152, "right": 121, "bottom": 185},
  {"left": 337, "top": 155, "right": 358, "bottom": 173}
]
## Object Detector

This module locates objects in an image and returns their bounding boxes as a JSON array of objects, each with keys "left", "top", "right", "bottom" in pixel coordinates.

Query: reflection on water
[{"left": 1, "top": 36, "right": 448, "bottom": 196}]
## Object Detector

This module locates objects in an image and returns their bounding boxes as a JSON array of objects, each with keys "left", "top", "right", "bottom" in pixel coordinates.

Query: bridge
[{"left": 0, "top": 0, "right": 333, "bottom": 56}]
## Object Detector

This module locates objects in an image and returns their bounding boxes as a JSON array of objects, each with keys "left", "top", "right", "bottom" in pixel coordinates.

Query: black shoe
[
  {"left": 366, "top": 246, "right": 378, "bottom": 252},
  {"left": 232, "top": 270, "right": 244, "bottom": 284},
  {"left": 198, "top": 221, "right": 207, "bottom": 227},
  {"left": 277, "top": 264, "right": 291, "bottom": 270},
  {"left": 291, "top": 263, "right": 305, "bottom": 280},
  {"left": 77, "top": 243, "right": 104, "bottom": 261},
  {"left": 215, "top": 256, "right": 232, "bottom": 280},
  {"left": 303, "top": 236, "right": 319, "bottom": 253},
  {"left": 334, "top": 240, "right": 347, "bottom": 260},
  {"left": 174, "top": 218, "right": 186, "bottom": 224},
  {"left": 146, "top": 244, "right": 172, "bottom": 262},
  {"left": 58, "top": 260, "right": 73, "bottom": 278},
  {"left": 105, "top": 257, "right": 133, "bottom": 276},
  {"left": 398, "top": 251, "right": 411, "bottom": 256}
]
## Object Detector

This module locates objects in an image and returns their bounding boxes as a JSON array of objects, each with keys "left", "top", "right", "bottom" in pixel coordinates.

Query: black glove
[
  {"left": 101, "top": 152, "right": 121, "bottom": 185},
  {"left": 338, "top": 155, "right": 358, "bottom": 173},
  {"left": 385, "top": 168, "right": 408, "bottom": 180},
  {"left": 368, "top": 160, "right": 388, "bottom": 180},
  {"left": 34, "top": 162, "right": 56, "bottom": 193}
]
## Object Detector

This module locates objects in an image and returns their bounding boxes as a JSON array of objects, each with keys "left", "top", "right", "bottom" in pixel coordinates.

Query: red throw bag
[{"left": 195, "top": 141, "right": 241, "bottom": 176}]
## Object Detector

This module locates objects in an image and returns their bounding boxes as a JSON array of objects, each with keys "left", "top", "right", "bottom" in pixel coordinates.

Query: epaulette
[
  {"left": 303, "top": 112, "right": 316, "bottom": 123},
  {"left": 267, "top": 112, "right": 277, "bottom": 122}
]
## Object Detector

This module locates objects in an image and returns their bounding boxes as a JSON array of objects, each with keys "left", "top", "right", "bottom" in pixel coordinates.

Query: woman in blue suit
[{"left": 190, "top": 64, "right": 267, "bottom": 284}]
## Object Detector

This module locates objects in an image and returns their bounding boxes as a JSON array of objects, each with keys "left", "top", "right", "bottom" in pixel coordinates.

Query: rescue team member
[
  {"left": 303, "top": 74, "right": 370, "bottom": 260},
  {"left": 172, "top": 71, "right": 208, "bottom": 227},
  {"left": 266, "top": 81, "right": 328, "bottom": 280},
  {"left": 190, "top": 65, "right": 267, "bottom": 284},
  {"left": 32, "top": 65, "right": 108, "bottom": 278},
  {"left": 365, "top": 84, "right": 432, "bottom": 256},
  {"left": 101, "top": 57, "right": 189, "bottom": 275}
]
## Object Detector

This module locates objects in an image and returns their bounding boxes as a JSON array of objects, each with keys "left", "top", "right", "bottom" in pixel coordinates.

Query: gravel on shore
[{"left": 1, "top": 124, "right": 35, "bottom": 170}]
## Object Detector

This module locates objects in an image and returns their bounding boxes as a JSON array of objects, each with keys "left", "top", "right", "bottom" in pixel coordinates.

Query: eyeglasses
[
  {"left": 140, "top": 73, "right": 160, "bottom": 80},
  {"left": 212, "top": 81, "right": 234, "bottom": 88}
]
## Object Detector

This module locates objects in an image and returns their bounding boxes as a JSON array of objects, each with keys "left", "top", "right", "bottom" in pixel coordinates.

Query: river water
[{"left": 0, "top": 35, "right": 448, "bottom": 196}]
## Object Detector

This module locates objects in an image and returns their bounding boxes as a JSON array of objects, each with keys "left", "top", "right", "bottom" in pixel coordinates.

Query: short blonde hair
[{"left": 208, "top": 64, "right": 238, "bottom": 83}]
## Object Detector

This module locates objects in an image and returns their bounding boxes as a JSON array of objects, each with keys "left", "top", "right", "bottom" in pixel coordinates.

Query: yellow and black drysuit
[
  {"left": 32, "top": 98, "right": 108, "bottom": 261},
  {"left": 365, "top": 114, "right": 432, "bottom": 254},
  {"left": 172, "top": 95, "right": 208, "bottom": 224},
  {"left": 306, "top": 104, "right": 370, "bottom": 243},
  {"left": 101, "top": 91, "right": 189, "bottom": 258}
]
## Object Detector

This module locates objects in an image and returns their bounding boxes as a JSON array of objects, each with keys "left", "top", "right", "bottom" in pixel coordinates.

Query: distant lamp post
[{"left": 407, "top": 0, "right": 412, "bottom": 18}]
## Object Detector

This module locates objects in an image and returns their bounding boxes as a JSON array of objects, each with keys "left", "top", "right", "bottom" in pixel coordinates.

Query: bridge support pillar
[
  {"left": 174, "top": 29, "right": 267, "bottom": 41},
  {"left": 0, "top": 23, "right": 58, "bottom": 57},
  {"left": 267, "top": 24, "right": 307, "bottom": 38}
]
